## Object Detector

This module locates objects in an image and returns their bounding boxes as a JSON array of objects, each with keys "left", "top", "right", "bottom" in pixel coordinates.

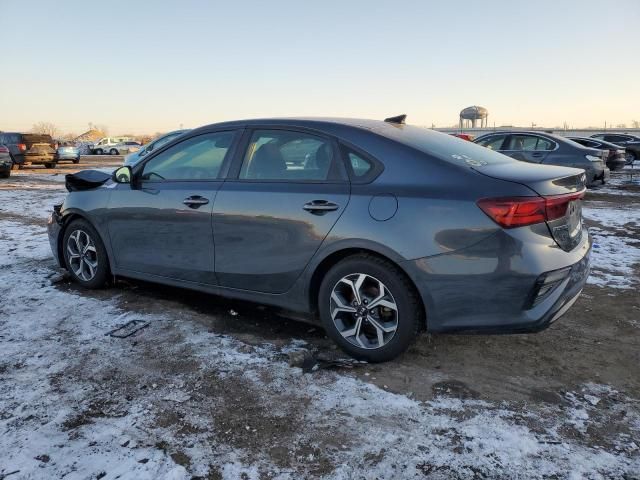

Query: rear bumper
[
  {"left": 0, "top": 156, "right": 11, "bottom": 172},
  {"left": 24, "top": 154, "right": 55, "bottom": 165},
  {"left": 55, "top": 153, "right": 80, "bottom": 161},
  {"left": 402, "top": 226, "right": 591, "bottom": 334}
]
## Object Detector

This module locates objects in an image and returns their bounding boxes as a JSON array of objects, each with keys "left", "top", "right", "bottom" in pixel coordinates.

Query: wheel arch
[
  {"left": 307, "top": 246, "right": 427, "bottom": 327},
  {"left": 57, "top": 211, "right": 114, "bottom": 273}
]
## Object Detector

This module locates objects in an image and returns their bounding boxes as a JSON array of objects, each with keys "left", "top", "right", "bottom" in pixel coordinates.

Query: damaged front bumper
[{"left": 47, "top": 205, "right": 64, "bottom": 267}]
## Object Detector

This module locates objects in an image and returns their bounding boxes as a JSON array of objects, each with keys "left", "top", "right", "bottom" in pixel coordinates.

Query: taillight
[
  {"left": 0, "top": 146, "right": 8, "bottom": 153},
  {"left": 477, "top": 191, "right": 585, "bottom": 228},
  {"left": 18, "top": 143, "right": 27, "bottom": 151}
]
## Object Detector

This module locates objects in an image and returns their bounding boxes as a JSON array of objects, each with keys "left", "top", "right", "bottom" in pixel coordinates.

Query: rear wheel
[
  {"left": 318, "top": 254, "right": 423, "bottom": 362},
  {"left": 109, "top": 148, "right": 118, "bottom": 155},
  {"left": 63, "top": 219, "right": 110, "bottom": 289},
  {"left": 73, "top": 157, "right": 80, "bottom": 164},
  {"left": 94, "top": 148, "right": 103, "bottom": 155},
  {"left": 44, "top": 162, "right": 56, "bottom": 169},
  {"left": 626, "top": 151, "right": 637, "bottom": 165},
  {"left": 0, "top": 169, "right": 10, "bottom": 179}
]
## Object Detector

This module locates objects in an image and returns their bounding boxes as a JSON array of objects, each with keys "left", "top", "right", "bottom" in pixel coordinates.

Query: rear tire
[
  {"left": 73, "top": 157, "right": 80, "bottom": 164},
  {"left": 44, "top": 162, "right": 56, "bottom": 169},
  {"left": 63, "top": 219, "right": 110, "bottom": 289},
  {"left": 0, "top": 170, "right": 10, "bottom": 179},
  {"left": 94, "top": 148, "right": 103, "bottom": 155},
  {"left": 626, "top": 152, "right": 637, "bottom": 165},
  {"left": 318, "top": 254, "right": 423, "bottom": 362}
]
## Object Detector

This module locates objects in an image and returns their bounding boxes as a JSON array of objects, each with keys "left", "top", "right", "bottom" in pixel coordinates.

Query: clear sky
[{"left": 1, "top": 0, "right": 639, "bottom": 135}]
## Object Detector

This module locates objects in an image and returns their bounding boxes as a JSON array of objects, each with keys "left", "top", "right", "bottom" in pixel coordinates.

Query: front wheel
[
  {"left": 318, "top": 254, "right": 423, "bottom": 362},
  {"left": 626, "top": 151, "right": 637, "bottom": 165},
  {"left": 44, "top": 162, "right": 56, "bottom": 169},
  {"left": 109, "top": 148, "right": 119, "bottom": 155},
  {"left": 63, "top": 219, "right": 110, "bottom": 289},
  {"left": 73, "top": 157, "right": 80, "bottom": 164}
]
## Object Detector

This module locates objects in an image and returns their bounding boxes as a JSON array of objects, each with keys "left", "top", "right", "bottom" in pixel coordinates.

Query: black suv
[
  {"left": 590, "top": 133, "right": 640, "bottom": 163},
  {"left": 0, "top": 132, "right": 58, "bottom": 169}
]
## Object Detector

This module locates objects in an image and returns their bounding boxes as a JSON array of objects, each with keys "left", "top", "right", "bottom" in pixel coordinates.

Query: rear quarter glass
[{"left": 377, "top": 125, "right": 513, "bottom": 169}]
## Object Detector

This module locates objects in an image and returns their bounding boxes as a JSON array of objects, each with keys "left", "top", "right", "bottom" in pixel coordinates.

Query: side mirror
[{"left": 113, "top": 166, "right": 132, "bottom": 185}]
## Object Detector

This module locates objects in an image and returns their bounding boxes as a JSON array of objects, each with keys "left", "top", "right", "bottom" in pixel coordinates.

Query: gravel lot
[{"left": 1, "top": 159, "right": 639, "bottom": 479}]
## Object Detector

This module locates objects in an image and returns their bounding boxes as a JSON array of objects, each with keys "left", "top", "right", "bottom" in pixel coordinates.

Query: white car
[
  {"left": 110, "top": 141, "right": 142, "bottom": 155},
  {"left": 90, "top": 137, "right": 133, "bottom": 155}
]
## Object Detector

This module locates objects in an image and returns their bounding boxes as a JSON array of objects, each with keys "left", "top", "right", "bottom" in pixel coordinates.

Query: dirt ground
[{"left": 1, "top": 159, "right": 639, "bottom": 479}]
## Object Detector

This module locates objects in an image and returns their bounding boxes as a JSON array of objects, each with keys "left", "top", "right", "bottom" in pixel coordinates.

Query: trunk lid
[
  {"left": 474, "top": 162, "right": 586, "bottom": 252},
  {"left": 25, "top": 143, "right": 55, "bottom": 155},
  {"left": 473, "top": 162, "right": 586, "bottom": 196}
]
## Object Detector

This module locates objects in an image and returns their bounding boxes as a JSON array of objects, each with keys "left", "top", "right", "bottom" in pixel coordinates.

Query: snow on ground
[
  {"left": 584, "top": 204, "right": 640, "bottom": 289},
  {"left": 0, "top": 188, "right": 66, "bottom": 221},
  {"left": 1, "top": 175, "right": 639, "bottom": 479}
]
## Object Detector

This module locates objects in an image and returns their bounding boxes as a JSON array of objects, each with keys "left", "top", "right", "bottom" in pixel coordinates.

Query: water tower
[{"left": 459, "top": 106, "right": 489, "bottom": 128}]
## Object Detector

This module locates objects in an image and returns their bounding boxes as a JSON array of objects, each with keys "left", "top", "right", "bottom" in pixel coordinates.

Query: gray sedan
[
  {"left": 474, "top": 131, "right": 609, "bottom": 186},
  {"left": 48, "top": 117, "right": 591, "bottom": 361}
]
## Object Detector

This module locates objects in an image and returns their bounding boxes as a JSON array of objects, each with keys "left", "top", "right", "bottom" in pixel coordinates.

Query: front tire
[
  {"left": 44, "top": 162, "right": 56, "bottom": 169},
  {"left": 63, "top": 219, "right": 110, "bottom": 289},
  {"left": 73, "top": 157, "right": 80, "bottom": 164},
  {"left": 318, "top": 254, "right": 423, "bottom": 362},
  {"left": 626, "top": 151, "right": 637, "bottom": 165},
  {"left": 109, "top": 148, "right": 118, "bottom": 155}
]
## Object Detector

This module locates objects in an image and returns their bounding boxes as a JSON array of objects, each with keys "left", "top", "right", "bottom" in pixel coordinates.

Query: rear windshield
[{"left": 374, "top": 124, "right": 512, "bottom": 168}]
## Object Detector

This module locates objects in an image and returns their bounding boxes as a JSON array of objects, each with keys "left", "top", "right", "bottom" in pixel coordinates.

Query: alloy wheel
[
  {"left": 67, "top": 229, "right": 99, "bottom": 281},
  {"left": 330, "top": 273, "right": 399, "bottom": 350}
]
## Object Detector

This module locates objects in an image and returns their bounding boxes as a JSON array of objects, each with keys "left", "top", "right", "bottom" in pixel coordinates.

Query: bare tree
[
  {"left": 632, "top": 120, "right": 640, "bottom": 129},
  {"left": 31, "top": 122, "right": 60, "bottom": 137}
]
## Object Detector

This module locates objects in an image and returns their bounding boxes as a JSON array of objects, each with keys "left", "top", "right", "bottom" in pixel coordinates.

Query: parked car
[
  {"left": 589, "top": 133, "right": 640, "bottom": 164},
  {"left": 567, "top": 137, "right": 627, "bottom": 171},
  {"left": 55, "top": 143, "right": 80, "bottom": 164},
  {"left": 48, "top": 117, "right": 591, "bottom": 362},
  {"left": 124, "top": 130, "right": 190, "bottom": 167},
  {"left": 0, "top": 145, "right": 12, "bottom": 178},
  {"left": 474, "top": 131, "right": 609, "bottom": 186},
  {"left": 0, "top": 132, "right": 57, "bottom": 169},
  {"left": 110, "top": 141, "right": 142, "bottom": 156},
  {"left": 89, "top": 137, "right": 132, "bottom": 155},
  {"left": 451, "top": 133, "right": 475, "bottom": 141}
]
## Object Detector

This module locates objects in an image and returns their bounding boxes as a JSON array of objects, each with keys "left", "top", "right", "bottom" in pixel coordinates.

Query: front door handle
[
  {"left": 303, "top": 200, "right": 339, "bottom": 215},
  {"left": 183, "top": 195, "right": 209, "bottom": 208},
  {"left": 531, "top": 152, "right": 544, "bottom": 158}
]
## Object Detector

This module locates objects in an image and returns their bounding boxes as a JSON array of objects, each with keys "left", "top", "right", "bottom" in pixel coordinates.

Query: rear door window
[
  {"left": 239, "top": 130, "right": 344, "bottom": 182},
  {"left": 506, "top": 135, "right": 554, "bottom": 151}
]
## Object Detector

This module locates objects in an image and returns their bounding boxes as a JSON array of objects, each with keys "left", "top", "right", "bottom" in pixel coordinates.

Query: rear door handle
[
  {"left": 531, "top": 152, "right": 544, "bottom": 157},
  {"left": 303, "top": 200, "right": 339, "bottom": 214},
  {"left": 183, "top": 195, "right": 210, "bottom": 208}
]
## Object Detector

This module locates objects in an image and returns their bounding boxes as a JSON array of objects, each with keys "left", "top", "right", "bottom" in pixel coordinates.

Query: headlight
[{"left": 585, "top": 155, "right": 601, "bottom": 162}]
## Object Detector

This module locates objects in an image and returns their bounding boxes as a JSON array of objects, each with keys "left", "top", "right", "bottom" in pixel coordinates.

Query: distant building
[{"left": 74, "top": 129, "right": 105, "bottom": 143}]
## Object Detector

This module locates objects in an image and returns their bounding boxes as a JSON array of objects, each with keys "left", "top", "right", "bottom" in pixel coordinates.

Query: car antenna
[{"left": 384, "top": 114, "right": 407, "bottom": 124}]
